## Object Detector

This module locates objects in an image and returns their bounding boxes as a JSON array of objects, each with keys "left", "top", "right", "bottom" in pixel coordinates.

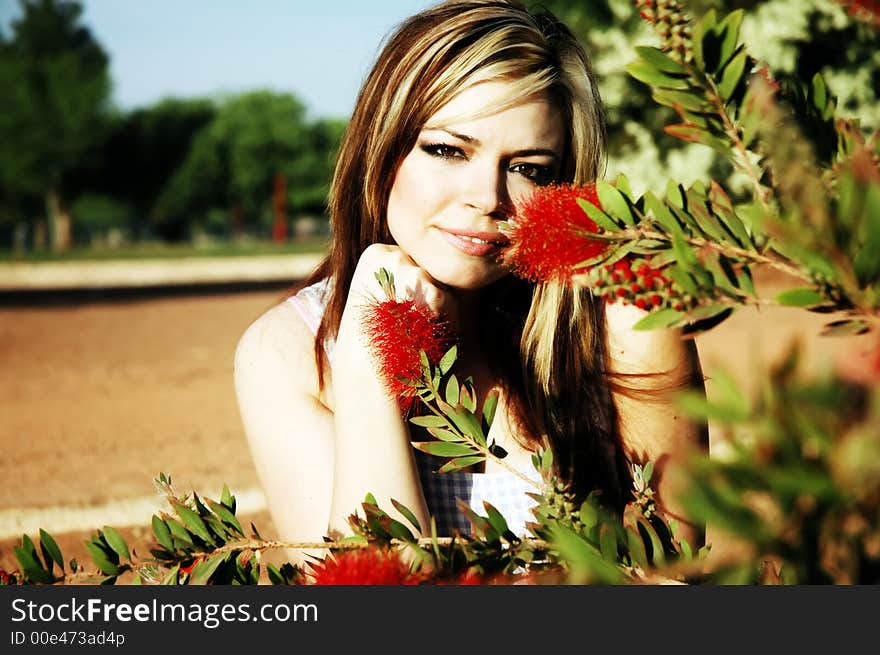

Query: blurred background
[{"left": 0, "top": 0, "right": 877, "bottom": 570}]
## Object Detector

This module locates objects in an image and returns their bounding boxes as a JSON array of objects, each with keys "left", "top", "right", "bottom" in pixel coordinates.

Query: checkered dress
[{"left": 287, "top": 279, "right": 540, "bottom": 537}]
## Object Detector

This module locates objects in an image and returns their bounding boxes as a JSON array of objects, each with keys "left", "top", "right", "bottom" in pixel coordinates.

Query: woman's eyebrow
[
  {"left": 422, "top": 127, "right": 479, "bottom": 144},
  {"left": 421, "top": 127, "right": 559, "bottom": 159}
]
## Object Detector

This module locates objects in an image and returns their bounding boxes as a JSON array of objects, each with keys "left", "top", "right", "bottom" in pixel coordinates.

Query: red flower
[
  {"left": 842, "top": 1, "right": 880, "bottom": 27},
  {"left": 588, "top": 258, "right": 684, "bottom": 311},
  {"left": 0, "top": 569, "right": 20, "bottom": 585},
  {"left": 362, "top": 297, "right": 455, "bottom": 413},
  {"left": 179, "top": 557, "right": 202, "bottom": 577},
  {"left": 501, "top": 183, "right": 608, "bottom": 282},
  {"left": 308, "top": 547, "right": 422, "bottom": 585}
]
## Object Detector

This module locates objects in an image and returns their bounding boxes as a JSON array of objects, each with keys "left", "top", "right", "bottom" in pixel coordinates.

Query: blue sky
[{"left": 0, "top": 0, "right": 437, "bottom": 119}]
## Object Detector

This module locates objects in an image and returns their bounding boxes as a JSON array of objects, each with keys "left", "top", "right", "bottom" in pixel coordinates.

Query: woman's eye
[
  {"left": 511, "top": 163, "right": 556, "bottom": 186},
  {"left": 420, "top": 143, "right": 466, "bottom": 160}
]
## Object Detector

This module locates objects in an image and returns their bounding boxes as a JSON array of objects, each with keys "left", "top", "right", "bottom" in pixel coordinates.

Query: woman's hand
[
  {"left": 342, "top": 243, "right": 458, "bottom": 334},
  {"left": 328, "top": 243, "right": 439, "bottom": 538}
]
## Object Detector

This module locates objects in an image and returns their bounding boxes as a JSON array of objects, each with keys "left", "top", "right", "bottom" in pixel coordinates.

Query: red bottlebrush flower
[
  {"left": 362, "top": 290, "right": 455, "bottom": 413},
  {"left": 841, "top": 1, "right": 880, "bottom": 27},
  {"left": 308, "top": 547, "right": 422, "bottom": 585},
  {"left": 500, "top": 183, "right": 607, "bottom": 282},
  {"left": 588, "top": 257, "right": 680, "bottom": 311},
  {"left": 0, "top": 569, "right": 20, "bottom": 585},
  {"left": 179, "top": 557, "right": 202, "bottom": 577},
  {"left": 362, "top": 297, "right": 453, "bottom": 409}
]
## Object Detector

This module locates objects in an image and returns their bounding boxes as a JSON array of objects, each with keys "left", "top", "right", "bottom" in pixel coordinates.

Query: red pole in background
[{"left": 272, "top": 172, "right": 287, "bottom": 243}]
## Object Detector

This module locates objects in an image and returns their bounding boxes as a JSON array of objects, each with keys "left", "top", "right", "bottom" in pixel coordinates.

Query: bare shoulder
[
  {"left": 603, "top": 302, "right": 695, "bottom": 377},
  {"left": 233, "top": 299, "right": 323, "bottom": 398}
]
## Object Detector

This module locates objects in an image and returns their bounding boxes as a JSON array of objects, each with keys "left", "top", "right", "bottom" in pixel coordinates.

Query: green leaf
[
  {"left": 445, "top": 374, "right": 460, "bottom": 406},
  {"left": 412, "top": 441, "right": 477, "bottom": 457},
  {"left": 438, "top": 345, "right": 457, "bottom": 375},
  {"left": 482, "top": 388, "right": 499, "bottom": 430},
  {"left": 409, "top": 414, "right": 448, "bottom": 428},
  {"left": 172, "top": 502, "right": 216, "bottom": 546},
  {"left": 615, "top": 172, "right": 633, "bottom": 198},
  {"left": 152, "top": 515, "right": 174, "bottom": 552},
  {"left": 652, "top": 88, "right": 712, "bottom": 113},
  {"left": 700, "top": 15, "right": 725, "bottom": 73},
  {"left": 718, "top": 48, "right": 747, "bottom": 102},
  {"left": 626, "top": 60, "right": 690, "bottom": 90},
  {"left": 189, "top": 553, "right": 228, "bottom": 585},
  {"left": 390, "top": 498, "right": 422, "bottom": 534},
  {"left": 632, "top": 308, "right": 686, "bottom": 331},
  {"left": 483, "top": 502, "right": 512, "bottom": 539},
  {"left": 15, "top": 544, "right": 55, "bottom": 583},
  {"left": 160, "top": 563, "right": 180, "bottom": 585},
  {"left": 38, "top": 529, "right": 64, "bottom": 572},
  {"left": 598, "top": 523, "right": 619, "bottom": 562},
  {"left": 692, "top": 205, "right": 731, "bottom": 247},
  {"left": 101, "top": 526, "right": 131, "bottom": 562},
  {"left": 644, "top": 191, "right": 683, "bottom": 236},
  {"left": 775, "top": 288, "right": 825, "bottom": 307},
  {"left": 852, "top": 183, "right": 880, "bottom": 282},
  {"left": 812, "top": 73, "right": 827, "bottom": 113},
  {"left": 638, "top": 517, "right": 666, "bottom": 567},
  {"left": 737, "top": 267, "right": 756, "bottom": 297},
  {"left": 84, "top": 542, "right": 122, "bottom": 577},
  {"left": 165, "top": 518, "right": 194, "bottom": 548},
  {"left": 426, "top": 426, "right": 465, "bottom": 442},
  {"left": 541, "top": 447, "right": 553, "bottom": 471},
  {"left": 665, "top": 180, "right": 686, "bottom": 209},
  {"left": 821, "top": 319, "right": 870, "bottom": 337},
  {"left": 419, "top": 349, "right": 431, "bottom": 379},
  {"left": 718, "top": 10, "right": 744, "bottom": 70},
  {"left": 625, "top": 526, "right": 649, "bottom": 570},
  {"left": 387, "top": 517, "right": 417, "bottom": 542},
  {"left": 549, "top": 524, "right": 625, "bottom": 584},
  {"left": 692, "top": 9, "right": 717, "bottom": 70},
  {"left": 438, "top": 455, "right": 485, "bottom": 473},
  {"left": 634, "top": 46, "right": 688, "bottom": 75},
  {"left": 205, "top": 515, "right": 232, "bottom": 542},
  {"left": 459, "top": 380, "right": 477, "bottom": 413},
  {"left": 671, "top": 231, "right": 700, "bottom": 274},
  {"left": 579, "top": 197, "right": 621, "bottom": 232},
  {"left": 446, "top": 406, "right": 486, "bottom": 445},
  {"left": 681, "top": 307, "right": 734, "bottom": 336},
  {"left": 596, "top": 179, "right": 635, "bottom": 226},
  {"left": 664, "top": 123, "right": 708, "bottom": 144},
  {"left": 207, "top": 500, "right": 244, "bottom": 536},
  {"left": 709, "top": 182, "right": 752, "bottom": 248},
  {"left": 220, "top": 484, "right": 236, "bottom": 513}
]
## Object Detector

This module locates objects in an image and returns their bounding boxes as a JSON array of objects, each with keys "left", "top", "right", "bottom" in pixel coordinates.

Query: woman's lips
[{"left": 437, "top": 228, "right": 509, "bottom": 257}]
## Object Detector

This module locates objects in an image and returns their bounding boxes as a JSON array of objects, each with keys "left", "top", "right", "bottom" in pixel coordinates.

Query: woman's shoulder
[
  {"left": 603, "top": 302, "right": 692, "bottom": 376},
  {"left": 234, "top": 297, "right": 321, "bottom": 396}
]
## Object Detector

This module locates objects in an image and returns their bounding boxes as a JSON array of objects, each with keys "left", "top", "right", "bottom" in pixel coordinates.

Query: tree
[
  {"left": 154, "top": 91, "right": 343, "bottom": 241},
  {"left": 539, "top": 0, "right": 879, "bottom": 196},
  {"left": 69, "top": 98, "right": 216, "bottom": 241},
  {"left": 0, "top": 0, "right": 111, "bottom": 251}
]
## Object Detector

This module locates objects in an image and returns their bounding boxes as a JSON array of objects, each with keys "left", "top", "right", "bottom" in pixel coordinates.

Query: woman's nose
[{"left": 462, "top": 162, "right": 511, "bottom": 217}]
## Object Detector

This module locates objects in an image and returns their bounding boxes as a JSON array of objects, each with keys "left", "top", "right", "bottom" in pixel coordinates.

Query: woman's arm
[
  {"left": 235, "top": 245, "right": 438, "bottom": 561},
  {"left": 604, "top": 302, "right": 709, "bottom": 547},
  {"left": 327, "top": 244, "right": 438, "bottom": 538},
  {"left": 233, "top": 301, "right": 336, "bottom": 564}
]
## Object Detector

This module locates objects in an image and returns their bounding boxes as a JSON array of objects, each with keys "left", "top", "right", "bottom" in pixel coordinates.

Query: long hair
[{"left": 296, "top": 0, "right": 632, "bottom": 511}]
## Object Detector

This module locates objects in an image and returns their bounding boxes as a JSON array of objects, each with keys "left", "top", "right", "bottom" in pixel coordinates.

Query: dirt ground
[{"left": 0, "top": 270, "right": 876, "bottom": 577}]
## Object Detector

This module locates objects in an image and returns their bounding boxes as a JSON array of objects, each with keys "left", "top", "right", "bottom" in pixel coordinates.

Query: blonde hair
[{"left": 299, "top": 0, "right": 631, "bottom": 509}]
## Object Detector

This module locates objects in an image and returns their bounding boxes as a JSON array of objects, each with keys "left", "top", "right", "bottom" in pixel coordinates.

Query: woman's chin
[{"left": 421, "top": 261, "right": 508, "bottom": 292}]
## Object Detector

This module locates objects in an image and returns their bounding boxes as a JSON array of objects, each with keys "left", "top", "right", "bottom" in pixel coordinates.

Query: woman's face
[{"left": 386, "top": 81, "right": 566, "bottom": 290}]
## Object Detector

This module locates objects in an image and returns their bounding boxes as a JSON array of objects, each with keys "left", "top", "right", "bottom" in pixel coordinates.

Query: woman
[{"left": 233, "top": 0, "right": 707, "bottom": 561}]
